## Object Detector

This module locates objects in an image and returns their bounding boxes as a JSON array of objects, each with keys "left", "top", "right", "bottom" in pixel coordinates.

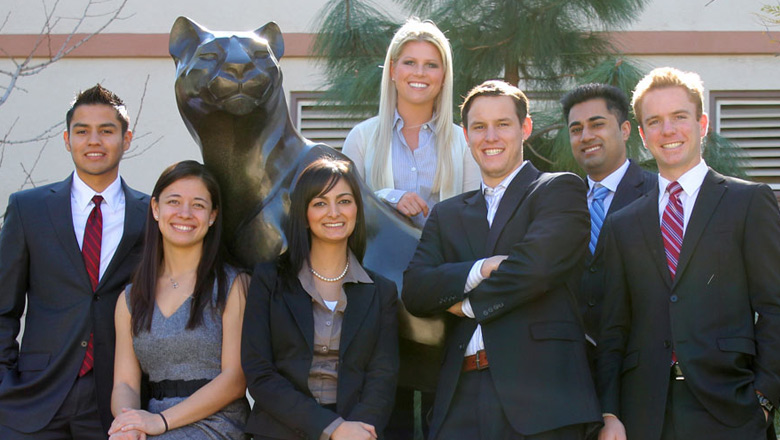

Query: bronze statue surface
[{"left": 170, "top": 17, "right": 443, "bottom": 390}]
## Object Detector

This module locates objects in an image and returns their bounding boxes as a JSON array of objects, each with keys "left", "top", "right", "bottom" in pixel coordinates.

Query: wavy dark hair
[
  {"left": 279, "top": 156, "right": 366, "bottom": 281},
  {"left": 129, "top": 160, "right": 227, "bottom": 335}
]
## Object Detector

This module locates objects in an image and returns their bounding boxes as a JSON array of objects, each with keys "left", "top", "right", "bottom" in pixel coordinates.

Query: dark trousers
[
  {"left": 385, "top": 386, "right": 434, "bottom": 440},
  {"left": 661, "top": 377, "right": 771, "bottom": 440},
  {"left": 436, "top": 368, "right": 587, "bottom": 440},
  {"left": 0, "top": 371, "right": 105, "bottom": 440}
]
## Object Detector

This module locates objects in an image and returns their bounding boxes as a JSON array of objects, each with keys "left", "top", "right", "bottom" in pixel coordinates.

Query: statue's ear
[
  {"left": 255, "top": 22, "right": 284, "bottom": 60},
  {"left": 169, "top": 16, "right": 210, "bottom": 65}
]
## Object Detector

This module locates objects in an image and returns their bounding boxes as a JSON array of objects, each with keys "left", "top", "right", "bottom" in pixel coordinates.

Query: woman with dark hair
[
  {"left": 109, "top": 160, "right": 249, "bottom": 439},
  {"left": 242, "top": 157, "right": 399, "bottom": 440}
]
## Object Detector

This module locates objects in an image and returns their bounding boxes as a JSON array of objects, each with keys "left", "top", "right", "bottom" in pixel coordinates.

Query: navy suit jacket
[
  {"left": 242, "top": 262, "right": 399, "bottom": 440},
  {"left": 597, "top": 169, "right": 780, "bottom": 440},
  {"left": 403, "top": 163, "right": 602, "bottom": 438},
  {"left": 0, "top": 175, "right": 148, "bottom": 432},
  {"left": 578, "top": 160, "right": 656, "bottom": 344}
]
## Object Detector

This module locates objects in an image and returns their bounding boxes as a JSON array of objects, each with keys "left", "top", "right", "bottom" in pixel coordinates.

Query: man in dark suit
[
  {"left": 560, "top": 84, "right": 655, "bottom": 368},
  {"left": 597, "top": 67, "right": 780, "bottom": 440},
  {"left": 403, "top": 80, "right": 602, "bottom": 440},
  {"left": 0, "top": 84, "right": 148, "bottom": 439}
]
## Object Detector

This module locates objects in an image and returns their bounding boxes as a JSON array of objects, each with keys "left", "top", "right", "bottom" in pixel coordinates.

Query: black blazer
[
  {"left": 578, "top": 160, "right": 656, "bottom": 343},
  {"left": 403, "top": 163, "right": 602, "bottom": 438},
  {"left": 597, "top": 169, "right": 780, "bottom": 440},
  {"left": 0, "top": 175, "right": 148, "bottom": 432},
  {"left": 242, "top": 262, "right": 399, "bottom": 440}
]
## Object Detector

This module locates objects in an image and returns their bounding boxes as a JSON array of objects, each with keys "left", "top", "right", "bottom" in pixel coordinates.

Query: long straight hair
[
  {"left": 129, "top": 160, "right": 227, "bottom": 335},
  {"left": 371, "top": 18, "right": 455, "bottom": 195},
  {"left": 279, "top": 157, "right": 366, "bottom": 283}
]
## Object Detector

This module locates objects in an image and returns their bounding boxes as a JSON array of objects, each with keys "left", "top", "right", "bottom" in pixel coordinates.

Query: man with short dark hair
[
  {"left": 560, "top": 83, "right": 655, "bottom": 368},
  {"left": 597, "top": 67, "right": 780, "bottom": 440},
  {"left": 0, "top": 84, "right": 149, "bottom": 439},
  {"left": 404, "top": 80, "right": 602, "bottom": 440}
]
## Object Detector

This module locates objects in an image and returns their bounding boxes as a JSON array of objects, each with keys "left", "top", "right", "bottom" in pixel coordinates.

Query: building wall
[{"left": 0, "top": 0, "right": 777, "bottom": 205}]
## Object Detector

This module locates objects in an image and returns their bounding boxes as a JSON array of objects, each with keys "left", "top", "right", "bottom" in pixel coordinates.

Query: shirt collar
[
  {"left": 658, "top": 159, "right": 708, "bottom": 196},
  {"left": 393, "top": 110, "right": 434, "bottom": 132},
  {"left": 482, "top": 160, "right": 527, "bottom": 194},
  {"left": 587, "top": 159, "right": 630, "bottom": 195},
  {"left": 71, "top": 171, "right": 123, "bottom": 212}
]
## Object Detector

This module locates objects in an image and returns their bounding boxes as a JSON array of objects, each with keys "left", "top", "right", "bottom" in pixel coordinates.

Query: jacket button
[
  {"left": 670, "top": 295, "right": 678, "bottom": 303},
  {"left": 589, "top": 266, "right": 597, "bottom": 273},
  {"left": 81, "top": 341, "right": 88, "bottom": 347},
  {"left": 94, "top": 295, "right": 101, "bottom": 301},
  {"left": 488, "top": 307, "right": 494, "bottom": 313},
  {"left": 664, "top": 340, "right": 671, "bottom": 348},
  {"left": 483, "top": 310, "right": 488, "bottom": 316},
  {"left": 458, "top": 344, "right": 464, "bottom": 350}
]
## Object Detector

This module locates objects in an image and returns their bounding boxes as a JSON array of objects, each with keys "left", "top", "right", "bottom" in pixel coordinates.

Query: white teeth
[
  {"left": 663, "top": 142, "right": 683, "bottom": 149},
  {"left": 324, "top": 222, "right": 344, "bottom": 227},
  {"left": 484, "top": 148, "right": 503, "bottom": 156},
  {"left": 86, "top": 153, "right": 104, "bottom": 157},
  {"left": 583, "top": 145, "right": 601, "bottom": 153},
  {"left": 172, "top": 224, "right": 195, "bottom": 231},
  {"left": 409, "top": 82, "right": 427, "bottom": 89}
]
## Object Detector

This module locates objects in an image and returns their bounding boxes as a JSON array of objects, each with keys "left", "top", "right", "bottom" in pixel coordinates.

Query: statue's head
[{"left": 169, "top": 17, "right": 285, "bottom": 116}]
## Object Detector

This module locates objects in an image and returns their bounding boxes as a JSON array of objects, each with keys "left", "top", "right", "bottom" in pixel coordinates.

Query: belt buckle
[{"left": 475, "top": 350, "right": 487, "bottom": 371}]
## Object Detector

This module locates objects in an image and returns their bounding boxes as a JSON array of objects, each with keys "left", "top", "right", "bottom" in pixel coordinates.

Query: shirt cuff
[
  {"left": 462, "top": 298, "right": 475, "bottom": 318},
  {"left": 375, "top": 188, "right": 406, "bottom": 206},
  {"left": 465, "top": 259, "right": 486, "bottom": 293},
  {"left": 321, "top": 416, "right": 345, "bottom": 440}
]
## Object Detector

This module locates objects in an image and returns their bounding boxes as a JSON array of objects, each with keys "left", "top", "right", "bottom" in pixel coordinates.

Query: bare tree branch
[{"left": 18, "top": 140, "right": 49, "bottom": 190}]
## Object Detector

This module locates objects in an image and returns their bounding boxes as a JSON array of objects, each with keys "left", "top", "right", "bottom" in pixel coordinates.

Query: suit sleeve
[
  {"left": 345, "top": 276, "right": 399, "bottom": 431},
  {"left": 468, "top": 173, "right": 589, "bottom": 323},
  {"left": 241, "top": 264, "right": 339, "bottom": 439},
  {"left": 743, "top": 184, "right": 780, "bottom": 408},
  {"left": 402, "top": 203, "right": 478, "bottom": 317},
  {"left": 595, "top": 216, "right": 631, "bottom": 416},
  {"left": 0, "top": 194, "right": 29, "bottom": 380}
]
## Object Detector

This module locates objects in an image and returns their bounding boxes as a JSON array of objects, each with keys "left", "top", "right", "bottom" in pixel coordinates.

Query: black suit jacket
[
  {"left": 0, "top": 175, "right": 148, "bottom": 432},
  {"left": 597, "top": 169, "right": 780, "bottom": 440},
  {"left": 403, "top": 163, "right": 602, "bottom": 438},
  {"left": 578, "top": 160, "right": 656, "bottom": 343},
  {"left": 242, "top": 262, "right": 399, "bottom": 440}
]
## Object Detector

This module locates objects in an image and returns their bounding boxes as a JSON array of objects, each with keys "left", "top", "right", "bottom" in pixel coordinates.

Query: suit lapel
[
  {"left": 484, "top": 163, "right": 537, "bottom": 255},
  {"left": 636, "top": 187, "right": 674, "bottom": 288},
  {"left": 283, "top": 283, "right": 315, "bottom": 350},
  {"left": 98, "top": 181, "right": 147, "bottom": 291},
  {"left": 594, "top": 162, "right": 655, "bottom": 260},
  {"left": 673, "top": 170, "right": 725, "bottom": 286},
  {"left": 340, "top": 282, "right": 374, "bottom": 355},
  {"left": 46, "top": 176, "right": 92, "bottom": 290},
  {"left": 461, "top": 190, "right": 489, "bottom": 258}
]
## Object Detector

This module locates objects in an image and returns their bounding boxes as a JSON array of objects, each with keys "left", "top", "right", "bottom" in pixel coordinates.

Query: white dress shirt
[
  {"left": 71, "top": 172, "right": 126, "bottom": 281},
  {"left": 657, "top": 160, "right": 709, "bottom": 234},
  {"left": 460, "top": 162, "right": 527, "bottom": 356},
  {"left": 587, "top": 159, "right": 630, "bottom": 214}
]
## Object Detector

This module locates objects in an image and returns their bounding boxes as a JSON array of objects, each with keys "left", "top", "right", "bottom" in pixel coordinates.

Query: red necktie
[
  {"left": 661, "top": 182, "right": 683, "bottom": 365},
  {"left": 661, "top": 182, "right": 684, "bottom": 280},
  {"left": 79, "top": 195, "right": 103, "bottom": 377}
]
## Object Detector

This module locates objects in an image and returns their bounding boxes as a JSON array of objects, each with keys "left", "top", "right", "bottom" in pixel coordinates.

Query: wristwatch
[{"left": 757, "top": 391, "right": 774, "bottom": 413}]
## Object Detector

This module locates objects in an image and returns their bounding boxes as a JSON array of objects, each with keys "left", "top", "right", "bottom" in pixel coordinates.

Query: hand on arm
[
  {"left": 331, "top": 421, "right": 377, "bottom": 440},
  {"left": 598, "top": 415, "right": 626, "bottom": 440}
]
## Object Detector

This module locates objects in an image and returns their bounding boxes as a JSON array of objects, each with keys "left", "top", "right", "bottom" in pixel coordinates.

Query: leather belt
[
  {"left": 148, "top": 378, "right": 210, "bottom": 400},
  {"left": 671, "top": 363, "right": 685, "bottom": 381},
  {"left": 462, "top": 349, "right": 489, "bottom": 372}
]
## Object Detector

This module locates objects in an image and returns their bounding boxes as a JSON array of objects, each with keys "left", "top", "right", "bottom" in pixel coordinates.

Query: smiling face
[
  {"left": 306, "top": 178, "right": 358, "bottom": 249},
  {"left": 568, "top": 98, "right": 630, "bottom": 181},
  {"left": 464, "top": 95, "right": 532, "bottom": 187},
  {"left": 638, "top": 86, "right": 708, "bottom": 181},
  {"left": 64, "top": 103, "right": 132, "bottom": 192},
  {"left": 151, "top": 176, "right": 217, "bottom": 250},
  {"left": 391, "top": 40, "right": 445, "bottom": 109}
]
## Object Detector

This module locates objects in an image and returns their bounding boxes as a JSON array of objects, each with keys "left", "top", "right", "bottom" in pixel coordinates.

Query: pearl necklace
[{"left": 310, "top": 261, "right": 349, "bottom": 282}]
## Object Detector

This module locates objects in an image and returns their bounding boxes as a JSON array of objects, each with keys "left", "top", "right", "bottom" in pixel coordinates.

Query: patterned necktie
[
  {"left": 589, "top": 185, "right": 609, "bottom": 254},
  {"left": 661, "top": 182, "right": 684, "bottom": 280},
  {"left": 79, "top": 195, "right": 103, "bottom": 377}
]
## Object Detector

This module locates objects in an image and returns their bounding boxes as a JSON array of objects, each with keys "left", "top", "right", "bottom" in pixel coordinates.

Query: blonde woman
[{"left": 342, "top": 18, "right": 479, "bottom": 229}]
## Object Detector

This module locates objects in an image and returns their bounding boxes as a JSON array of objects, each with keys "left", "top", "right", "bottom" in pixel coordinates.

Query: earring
[
  {"left": 154, "top": 215, "right": 159, "bottom": 221},
  {"left": 209, "top": 220, "right": 214, "bottom": 226}
]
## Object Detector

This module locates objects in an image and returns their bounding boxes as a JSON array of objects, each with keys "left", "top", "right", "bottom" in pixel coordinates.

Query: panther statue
[{"left": 169, "top": 16, "right": 443, "bottom": 390}]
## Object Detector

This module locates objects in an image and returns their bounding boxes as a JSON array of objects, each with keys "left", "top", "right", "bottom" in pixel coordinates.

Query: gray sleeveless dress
[{"left": 129, "top": 267, "right": 249, "bottom": 439}]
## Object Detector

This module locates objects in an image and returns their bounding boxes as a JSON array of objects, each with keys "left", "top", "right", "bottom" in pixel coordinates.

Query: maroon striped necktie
[
  {"left": 79, "top": 195, "right": 103, "bottom": 377},
  {"left": 661, "top": 182, "right": 683, "bottom": 365}
]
